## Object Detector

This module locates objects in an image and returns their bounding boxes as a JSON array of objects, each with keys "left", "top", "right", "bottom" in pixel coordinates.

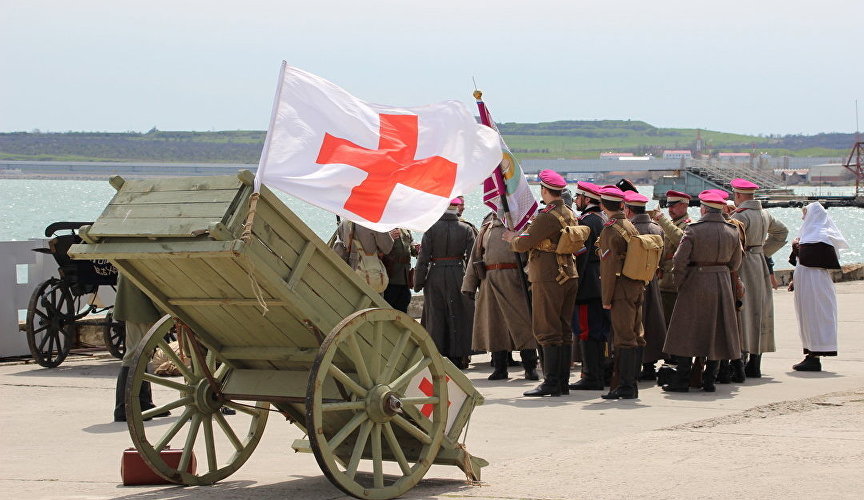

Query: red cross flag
[{"left": 255, "top": 62, "right": 503, "bottom": 232}]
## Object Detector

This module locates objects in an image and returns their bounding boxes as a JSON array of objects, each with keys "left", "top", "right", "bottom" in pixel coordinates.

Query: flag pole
[{"left": 473, "top": 89, "right": 532, "bottom": 315}]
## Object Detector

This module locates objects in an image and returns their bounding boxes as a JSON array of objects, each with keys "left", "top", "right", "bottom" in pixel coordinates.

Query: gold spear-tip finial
[{"left": 473, "top": 89, "right": 483, "bottom": 100}]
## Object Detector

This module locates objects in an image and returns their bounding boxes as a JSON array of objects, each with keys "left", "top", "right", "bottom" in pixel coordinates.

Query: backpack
[
  {"left": 537, "top": 210, "right": 590, "bottom": 255},
  {"left": 610, "top": 223, "right": 663, "bottom": 283},
  {"left": 352, "top": 237, "right": 389, "bottom": 293}
]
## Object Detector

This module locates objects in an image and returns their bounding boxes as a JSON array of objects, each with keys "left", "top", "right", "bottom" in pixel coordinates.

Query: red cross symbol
[
  {"left": 417, "top": 376, "right": 451, "bottom": 418},
  {"left": 316, "top": 113, "right": 458, "bottom": 222}
]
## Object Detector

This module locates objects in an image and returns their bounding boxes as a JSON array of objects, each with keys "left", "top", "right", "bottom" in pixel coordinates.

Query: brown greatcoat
[
  {"left": 731, "top": 199, "right": 788, "bottom": 354},
  {"left": 510, "top": 200, "right": 579, "bottom": 346},
  {"left": 597, "top": 212, "right": 646, "bottom": 349},
  {"left": 462, "top": 216, "right": 536, "bottom": 352},
  {"left": 630, "top": 213, "right": 667, "bottom": 362},
  {"left": 663, "top": 211, "right": 743, "bottom": 360}
]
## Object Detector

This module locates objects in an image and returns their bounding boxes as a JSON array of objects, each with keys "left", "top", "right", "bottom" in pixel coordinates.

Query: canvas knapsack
[
  {"left": 537, "top": 211, "right": 590, "bottom": 255},
  {"left": 610, "top": 223, "right": 663, "bottom": 283},
  {"left": 352, "top": 238, "right": 389, "bottom": 293}
]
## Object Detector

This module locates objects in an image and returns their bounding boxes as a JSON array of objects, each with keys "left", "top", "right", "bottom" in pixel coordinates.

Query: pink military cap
[
  {"left": 701, "top": 189, "right": 730, "bottom": 200},
  {"left": 623, "top": 191, "right": 649, "bottom": 207},
  {"left": 538, "top": 169, "right": 567, "bottom": 190},
  {"left": 449, "top": 197, "right": 464, "bottom": 205},
  {"left": 599, "top": 186, "right": 625, "bottom": 202},
  {"left": 665, "top": 190, "right": 692, "bottom": 204},
  {"left": 575, "top": 181, "right": 601, "bottom": 200},
  {"left": 730, "top": 178, "right": 759, "bottom": 193},
  {"left": 699, "top": 191, "right": 727, "bottom": 210}
]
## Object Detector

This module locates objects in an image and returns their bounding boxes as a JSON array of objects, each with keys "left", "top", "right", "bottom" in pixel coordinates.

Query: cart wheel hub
[
  {"left": 366, "top": 385, "right": 401, "bottom": 423},
  {"left": 193, "top": 379, "right": 223, "bottom": 415}
]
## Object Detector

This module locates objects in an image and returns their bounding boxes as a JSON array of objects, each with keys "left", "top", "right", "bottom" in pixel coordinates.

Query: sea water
[{"left": 1, "top": 178, "right": 861, "bottom": 270}]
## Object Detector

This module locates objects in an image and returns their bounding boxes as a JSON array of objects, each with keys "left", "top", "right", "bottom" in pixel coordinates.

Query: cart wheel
[
  {"left": 307, "top": 308, "right": 448, "bottom": 499},
  {"left": 102, "top": 313, "right": 126, "bottom": 359},
  {"left": 126, "top": 316, "right": 269, "bottom": 485},
  {"left": 25, "top": 278, "right": 74, "bottom": 368}
]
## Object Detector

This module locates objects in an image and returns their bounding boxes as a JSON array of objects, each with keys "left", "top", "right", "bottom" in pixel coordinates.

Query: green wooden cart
[{"left": 69, "top": 171, "right": 486, "bottom": 499}]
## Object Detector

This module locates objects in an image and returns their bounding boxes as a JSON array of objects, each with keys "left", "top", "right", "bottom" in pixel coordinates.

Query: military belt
[{"left": 484, "top": 263, "right": 518, "bottom": 271}]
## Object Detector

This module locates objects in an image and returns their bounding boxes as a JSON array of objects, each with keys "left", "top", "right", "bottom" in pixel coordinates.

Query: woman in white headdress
[{"left": 788, "top": 202, "right": 849, "bottom": 371}]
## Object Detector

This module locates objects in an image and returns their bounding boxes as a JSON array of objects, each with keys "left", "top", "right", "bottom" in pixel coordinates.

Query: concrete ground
[{"left": 2, "top": 282, "right": 863, "bottom": 499}]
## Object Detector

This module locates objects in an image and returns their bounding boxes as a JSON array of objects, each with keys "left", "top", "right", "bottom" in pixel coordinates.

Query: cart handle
[{"left": 44, "top": 222, "right": 94, "bottom": 237}]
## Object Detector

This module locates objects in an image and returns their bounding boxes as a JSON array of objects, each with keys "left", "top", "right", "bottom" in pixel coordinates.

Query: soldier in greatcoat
[
  {"left": 569, "top": 181, "right": 610, "bottom": 391},
  {"left": 662, "top": 191, "right": 743, "bottom": 392},
  {"left": 650, "top": 190, "right": 693, "bottom": 327},
  {"left": 381, "top": 228, "right": 415, "bottom": 313},
  {"left": 414, "top": 199, "right": 476, "bottom": 369},
  {"left": 597, "top": 186, "right": 646, "bottom": 400},
  {"left": 623, "top": 191, "right": 667, "bottom": 381},
  {"left": 504, "top": 170, "right": 579, "bottom": 397},
  {"left": 462, "top": 212, "right": 538, "bottom": 381},
  {"left": 730, "top": 179, "right": 788, "bottom": 378}
]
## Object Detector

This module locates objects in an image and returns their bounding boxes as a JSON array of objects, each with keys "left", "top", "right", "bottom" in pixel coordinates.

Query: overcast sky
[{"left": 1, "top": 0, "right": 860, "bottom": 135}]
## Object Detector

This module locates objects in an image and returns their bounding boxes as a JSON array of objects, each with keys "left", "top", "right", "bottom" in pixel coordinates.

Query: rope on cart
[{"left": 239, "top": 192, "right": 269, "bottom": 314}]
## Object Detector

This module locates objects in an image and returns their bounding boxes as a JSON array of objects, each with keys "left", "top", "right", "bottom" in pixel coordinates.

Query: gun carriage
[{"left": 69, "top": 171, "right": 485, "bottom": 499}]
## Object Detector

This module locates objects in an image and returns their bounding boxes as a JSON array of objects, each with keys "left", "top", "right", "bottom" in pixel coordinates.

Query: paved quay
[{"left": 1, "top": 282, "right": 863, "bottom": 499}]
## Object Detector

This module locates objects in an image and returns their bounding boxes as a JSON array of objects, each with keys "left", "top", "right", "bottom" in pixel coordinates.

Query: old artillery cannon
[
  {"left": 26, "top": 221, "right": 125, "bottom": 367},
  {"left": 69, "top": 171, "right": 485, "bottom": 499}
]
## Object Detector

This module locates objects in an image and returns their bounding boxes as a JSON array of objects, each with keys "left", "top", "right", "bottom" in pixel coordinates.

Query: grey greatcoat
[
  {"left": 663, "top": 212, "right": 743, "bottom": 360},
  {"left": 414, "top": 213, "right": 476, "bottom": 359},
  {"left": 631, "top": 214, "right": 667, "bottom": 362},
  {"left": 731, "top": 200, "right": 788, "bottom": 354},
  {"left": 462, "top": 216, "right": 536, "bottom": 352}
]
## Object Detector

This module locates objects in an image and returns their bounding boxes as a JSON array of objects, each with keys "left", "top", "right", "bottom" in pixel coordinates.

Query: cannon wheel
[
  {"left": 25, "top": 278, "right": 74, "bottom": 368},
  {"left": 307, "top": 308, "right": 448, "bottom": 500},
  {"left": 102, "top": 312, "right": 126, "bottom": 359},
  {"left": 126, "top": 316, "right": 269, "bottom": 485}
]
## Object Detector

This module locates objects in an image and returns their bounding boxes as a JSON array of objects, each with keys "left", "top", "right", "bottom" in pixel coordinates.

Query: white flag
[{"left": 255, "top": 62, "right": 503, "bottom": 232}]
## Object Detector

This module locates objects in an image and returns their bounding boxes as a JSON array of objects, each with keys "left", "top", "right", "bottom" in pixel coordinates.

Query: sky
[{"left": 1, "top": 0, "right": 861, "bottom": 136}]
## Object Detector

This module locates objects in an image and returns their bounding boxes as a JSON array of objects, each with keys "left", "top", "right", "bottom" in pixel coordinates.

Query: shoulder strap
[{"left": 610, "top": 221, "right": 631, "bottom": 242}]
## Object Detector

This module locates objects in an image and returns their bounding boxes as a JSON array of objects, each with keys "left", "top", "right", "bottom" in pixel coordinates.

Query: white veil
[{"left": 798, "top": 202, "right": 849, "bottom": 250}]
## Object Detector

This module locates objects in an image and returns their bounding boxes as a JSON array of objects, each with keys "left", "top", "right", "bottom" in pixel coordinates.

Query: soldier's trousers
[
  {"left": 531, "top": 279, "right": 578, "bottom": 346},
  {"left": 573, "top": 298, "right": 611, "bottom": 342},
  {"left": 611, "top": 277, "right": 646, "bottom": 349}
]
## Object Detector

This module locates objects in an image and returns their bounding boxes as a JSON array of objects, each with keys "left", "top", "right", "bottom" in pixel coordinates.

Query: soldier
[
  {"left": 414, "top": 199, "right": 476, "bottom": 369},
  {"left": 569, "top": 181, "right": 610, "bottom": 391},
  {"left": 462, "top": 212, "right": 538, "bottom": 381},
  {"left": 334, "top": 220, "right": 394, "bottom": 269},
  {"left": 504, "top": 170, "right": 579, "bottom": 397},
  {"left": 730, "top": 179, "right": 789, "bottom": 378},
  {"left": 597, "top": 186, "right": 646, "bottom": 399},
  {"left": 650, "top": 190, "right": 693, "bottom": 326},
  {"left": 381, "top": 228, "right": 415, "bottom": 313},
  {"left": 623, "top": 191, "right": 667, "bottom": 381},
  {"left": 662, "top": 192, "right": 743, "bottom": 392}
]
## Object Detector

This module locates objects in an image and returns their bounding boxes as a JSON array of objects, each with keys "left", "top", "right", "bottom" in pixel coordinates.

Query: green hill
[{"left": 0, "top": 122, "right": 855, "bottom": 163}]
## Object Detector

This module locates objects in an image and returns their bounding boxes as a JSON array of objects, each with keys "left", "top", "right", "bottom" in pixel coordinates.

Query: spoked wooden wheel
[
  {"left": 102, "top": 312, "right": 125, "bottom": 359},
  {"left": 25, "top": 278, "right": 74, "bottom": 368},
  {"left": 126, "top": 316, "right": 269, "bottom": 485},
  {"left": 307, "top": 308, "right": 448, "bottom": 499}
]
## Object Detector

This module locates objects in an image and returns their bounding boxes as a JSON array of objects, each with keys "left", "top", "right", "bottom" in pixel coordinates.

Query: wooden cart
[{"left": 69, "top": 171, "right": 486, "bottom": 499}]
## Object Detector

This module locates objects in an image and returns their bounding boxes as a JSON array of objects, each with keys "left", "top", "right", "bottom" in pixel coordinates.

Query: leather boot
[
  {"left": 488, "top": 351, "right": 509, "bottom": 380},
  {"left": 521, "top": 349, "right": 539, "bottom": 380},
  {"left": 570, "top": 339, "right": 604, "bottom": 390},
  {"left": 662, "top": 356, "right": 692, "bottom": 392},
  {"left": 702, "top": 360, "right": 720, "bottom": 392},
  {"left": 559, "top": 344, "right": 572, "bottom": 395},
  {"left": 730, "top": 358, "right": 746, "bottom": 383},
  {"left": 793, "top": 355, "right": 822, "bottom": 372},
  {"left": 139, "top": 377, "right": 171, "bottom": 418},
  {"left": 524, "top": 345, "right": 562, "bottom": 397},
  {"left": 507, "top": 351, "right": 520, "bottom": 367},
  {"left": 640, "top": 362, "right": 657, "bottom": 381},
  {"left": 716, "top": 360, "right": 731, "bottom": 384},
  {"left": 114, "top": 366, "right": 129, "bottom": 422},
  {"left": 602, "top": 348, "right": 638, "bottom": 399},
  {"left": 745, "top": 353, "right": 762, "bottom": 378}
]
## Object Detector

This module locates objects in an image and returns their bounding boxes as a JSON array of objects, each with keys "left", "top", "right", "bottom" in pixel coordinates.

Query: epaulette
[{"left": 604, "top": 219, "right": 616, "bottom": 227}]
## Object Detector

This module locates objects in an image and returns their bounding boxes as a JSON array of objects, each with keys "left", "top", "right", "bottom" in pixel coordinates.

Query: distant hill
[{"left": 0, "top": 122, "right": 856, "bottom": 163}]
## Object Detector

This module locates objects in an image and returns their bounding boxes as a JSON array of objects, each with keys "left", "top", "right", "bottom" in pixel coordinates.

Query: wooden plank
[
  {"left": 285, "top": 240, "right": 315, "bottom": 290},
  {"left": 88, "top": 218, "right": 223, "bottom": 238},
  {"left": 168, "top": 298, "right": 292, "bottom": 306},
  {"left": 221, "top": 368, "right": 328, "bottom": 400},
  {"left": 116, "top": 175, "right": 242, "bottom": 193},
  {"left": 69, "top": 240, "right": 242, "bottom": 260},
  {"left": 220, "top": 346, "right": 317, "bottom": 362},
  {"left": 109, "top": 189, "right": 240, "bottom": 206},
  {"left": 100, "top": 202, "right": 233, "bottom": 219}
]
